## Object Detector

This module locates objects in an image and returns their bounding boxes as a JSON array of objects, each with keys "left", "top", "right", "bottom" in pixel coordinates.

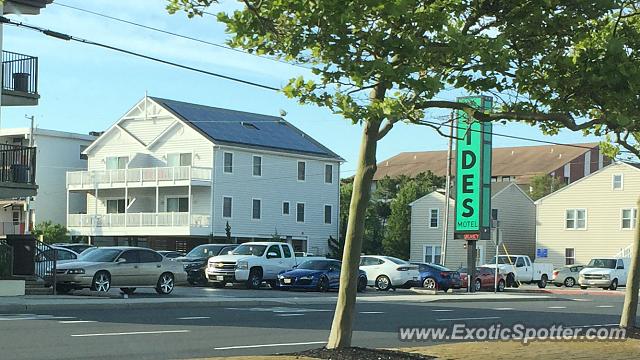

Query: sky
[{"left": 1, "top": 0, "right": 606, "bottom": 177}]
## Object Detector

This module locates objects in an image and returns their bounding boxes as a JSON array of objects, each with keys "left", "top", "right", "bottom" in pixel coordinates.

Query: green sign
[{"left": 454, "top": 96, "right": 493, "bottom": 240}]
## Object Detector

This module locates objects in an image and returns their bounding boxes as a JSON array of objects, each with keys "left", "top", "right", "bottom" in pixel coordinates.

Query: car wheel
[
  {"left": 423, "top": 277, "right": 438, "bottom": 290},
  {"left": 357, "top": 276, "right": 367, "bottom": 292},
  {"left": 506, "top": 273, "right": 515, "bottom": 288},
  {"left": 56, "top": 285, "right": 72, "bottom": 295},
  {"left": 564, "top": 277, "right": 576, "bottom": 288},
  {"left": 497, "top": 279, "right": 506, "bottom": 292},
  {"left": 120, "top": 288, "right": 136, "bottom": 295},
  {"left": 246, "top": 268, "right": 263, "bottom": 289},
  {"left": 155, "top": 273, "right": 175, "bottom": 295},
  {"left": 92, "top": 271, "right": 111, "bottom": 292},
  {"left": 609, "top": 279, "right": 618, "bottom": 291},
  {"left": 538, "top": 275, "right": 548, "bottom": 289},
  {"left": 317, "top": 276, "right": 329, "bottom": 292},
  {"left": 267, "top": 280, "right": 278, "bottom": 289},
  {"left": 474, "top": 279, "right": 482, "bottom": 292},
  {"left": 375, "top": 275, "right": 392, "bottom": 291}
]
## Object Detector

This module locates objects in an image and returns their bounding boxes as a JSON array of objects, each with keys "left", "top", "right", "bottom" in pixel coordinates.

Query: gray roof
[{"left": 151, "top": 97, "right": 343, "bottom": 160}]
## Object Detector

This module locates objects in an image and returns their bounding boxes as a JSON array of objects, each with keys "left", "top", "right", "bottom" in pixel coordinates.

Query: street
[{"left": 1, "top": 288, "right": 635, "bottom": 360}]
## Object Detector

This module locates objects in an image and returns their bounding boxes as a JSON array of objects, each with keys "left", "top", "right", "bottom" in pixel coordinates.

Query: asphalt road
[{"left": 1, "top": 291, "right": 635, "bottom": 360}]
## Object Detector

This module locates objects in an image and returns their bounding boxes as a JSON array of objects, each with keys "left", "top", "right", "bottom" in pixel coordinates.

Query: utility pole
[
  {"left": 441, "top": 111, "right": 454, "bottom": 266},
  {"left": 25, "top": 115, "right": 35, "bottom": 234},
  {"left": 493, "top": 220, "right": 500, "bottom": 293}
]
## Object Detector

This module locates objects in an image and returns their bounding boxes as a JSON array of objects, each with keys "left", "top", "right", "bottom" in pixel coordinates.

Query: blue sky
[{"left": 2, "top": 0, "right": 604, "bottom": 176}]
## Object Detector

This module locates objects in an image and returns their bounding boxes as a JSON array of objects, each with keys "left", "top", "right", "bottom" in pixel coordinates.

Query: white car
[
  {"left": 484, "top": 255, "right": 553, "bottom": 288},
  {"left": 359, "top": 255, "right": 420, "bottom": 291},
  {"left": 579, "top": 258, "right": 630, "bottom": 290}
]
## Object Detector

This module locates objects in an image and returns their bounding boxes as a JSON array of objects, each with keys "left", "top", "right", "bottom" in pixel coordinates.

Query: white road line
[
  {"left": 71, "top": 330, "right": 190, "bottom": 337},
  {"left": 276, "top": 314, "right": 305, "bottom": 317},
  {"left": 59, "top": 320, "right": 96, "bottom": 324},
  {"left": 214, "top": 341, "right": 326, "bottom": 350},
  {"left": 493, "top": 308, "right": 514, "bottom": 311},
  {"left": 547, "top": 306, "right": 567, "bottom": 309},
  {"left": 177, "top": 317, "right": 210, "bottom": 320},
  {"left": 567, "top": 324, "right": 619, "bottom": 329},
  {"left": 572, "top": 299, "right": 592, "bottom": 302},
  {"left": 432, "top": 309, "right": 453, "bottom": 312},
  {"left": 596, "top": 305, "right": 614, "bottom": 308},
  {"left": 360, "top": 311, "right": 384, "bottom": 314},
  {"left": 0, "top": 315, "right": 75, "bottom": 321},
  {"left": 437, "top": 317, "right": 500, "bottom": 322}
]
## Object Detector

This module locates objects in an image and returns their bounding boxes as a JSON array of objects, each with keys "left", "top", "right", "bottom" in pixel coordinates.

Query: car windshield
[
  {"left": 232, "top": 244, "right": 267, "bottom": 256},
  {"left": 490, "top": 256, "right": 518, "bottom": 265},
  {"left": 186, "top": 245, "right": 224, "bottom": 258},
  {"left": 298, "top": 260, "right": 337, "bottom": 270},
  {"left": 587, "top": 259, "right": 617, "bottom": 269},
  {"left": 78, "top": 249, "right": 122, "bottom": 262},
  {"left": 384, "top": 256, "right": 408, "bottom": 265}
]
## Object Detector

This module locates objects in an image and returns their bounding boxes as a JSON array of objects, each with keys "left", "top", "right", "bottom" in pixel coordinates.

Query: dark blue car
[
  {"left": 277, "top": 259, "right": 367, "bottom": 292},
  {"left": 411, "top": 262, "right": 461, "bottom": 292}
]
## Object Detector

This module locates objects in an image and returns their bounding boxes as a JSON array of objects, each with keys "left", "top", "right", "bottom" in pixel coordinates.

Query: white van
[{"left": 578, "top": 258, "right": 630, "bottom": 290}]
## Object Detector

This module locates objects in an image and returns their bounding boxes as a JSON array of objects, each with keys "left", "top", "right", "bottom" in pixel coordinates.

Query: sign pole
[
  {"left": 494, "top": 221, "right": 500, "bottom": 293},
  {"left": 467, "top": 241, "right": 476, "bottom": 293},
  {"left": 441, "top": 111, "right": 454, "bottom": 267}
]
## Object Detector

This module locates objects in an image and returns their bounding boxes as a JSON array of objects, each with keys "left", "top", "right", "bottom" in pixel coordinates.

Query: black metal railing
[
  {"left": 2, "top": 50, "right": 38, "bottom": 95},
  {"left": 34, "top": 241, "right": 57, "bottom": 288},
  {"left": 0, "top": 240, "right": 14, "bottom": 279},
  {"left": 0, "top": 144, "right": 36, "bottom": 185}
]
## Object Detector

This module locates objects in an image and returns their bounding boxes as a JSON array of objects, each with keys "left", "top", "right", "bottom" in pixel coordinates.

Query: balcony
[
  {"left": 67, "top": 166, "right": 213, "bottom": 190},
  {"left": 67, "top": 213, "right": 212, "bottom": 237},
  {"left": 1, "top": 51, "right": 39, "bottom": 106},
  {"left": 0, "top": 144, "right": 37, "bottom": 198}
]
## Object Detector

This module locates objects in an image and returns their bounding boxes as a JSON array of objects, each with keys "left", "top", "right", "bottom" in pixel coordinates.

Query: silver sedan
[
  {"left": 552, "top": 265, "right": 585, "bottom": 287},
  {"left": 46, "top": 247, "right": 187, "bottom": 295}
]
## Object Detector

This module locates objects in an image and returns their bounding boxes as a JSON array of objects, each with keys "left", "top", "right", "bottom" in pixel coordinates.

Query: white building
[
  {"left": 0, "top": 128, "right": 95, "bottom": 235},
  {"left": 66, "top": 97, "right": 343, "bottom": 254}
]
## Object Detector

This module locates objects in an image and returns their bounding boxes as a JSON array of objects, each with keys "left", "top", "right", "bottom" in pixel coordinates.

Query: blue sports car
[
  {"left": 411, "top": 262, "right": 461, "bottom": 292},
  {"left": 277, "top": 259, "right": 367, "bottom": 292}
]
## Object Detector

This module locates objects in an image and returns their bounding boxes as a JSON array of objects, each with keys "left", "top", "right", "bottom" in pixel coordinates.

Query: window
[
  {"left": 429, "top": 209, "right": 439, "bottom": 228},
  {"left": 167, "top": 197, "right": 189, "bottom": 212},
  {"left": 491, "top": 176, "right": 498, "bottom": 183},
  {"left": 296, "top": 203, "right": 305, "bottom": 223},
  {"left": 613, "top": 174, "right": 623, "bottom": 190},
  {"left": 515, "top": 257, "right": 525, "bottom": 267},
  {"left": 424, "top": 246, "right": 442, "bottom": 265},
  {"left": 324, "top": 205, "right": 332, "bottom": 224},
  {"left": 297, "top": 161, "right": 306, "bottom": 181},
  {"left": 80, "top": 145, "right": 88, "bottom": 160},
  {"left": 325, "top": 164, "right": 333, "bottom": 184},
  {"left": 223, "top": 197, "right": 232, "bottom": 218},
  {"left": 12, "top": 211, "right": 19, "bottom": 225},
  {"left": 491, "top": 209, "right": 499, "bottom": 221},
  {"left": 565, "top": 209, "right": 586, "bottom": 229},
  {"left": 167, "top": 153, "right": 192, "bottom": 167},
  {"left": 622, "top": 208, "right": 637, "bottom": 230},
  {"left": 223, "top": 152, "right": 233, "bottom": 173},
  {"left": 501, "top": 176, "right": 511, "bottom": 182},
  {"left": 252, "top": 156, "right": 262, "bottom": 176},
  {"left": 266, "top": 245, "right": 282, "bottom": 258},
  {"left": 281, "top": 245, "right": 292, "bottom": 258},
  {"left": 106, "top": 199, "right": 126, "bottom": 214},
  {"left": 282, "top": 201, "right": 290, "bottom": 215},
  {"left": 118, "top": 250, "right": 139, "bottom": 263},
  {"left": 617, "top": 259, "right": 625, "bottom": 270},
  {"left": 360, "top": 257, "right": 383, "bottom": 266},
  {"left": 138, "top": 250, "right": 163, "bottom": 263},
  {"left": 106, "top": 156, "right": 128, "bottom": 169},
  {"left": 252, "top": 199, "right": 261, "bottom": 220}
]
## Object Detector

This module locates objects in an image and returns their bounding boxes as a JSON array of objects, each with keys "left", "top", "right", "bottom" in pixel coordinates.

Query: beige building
[
  {"left": 536, "top": 162, "right": 638, "bottom": 268},
  {"left": 410, "top": 182, "right": 536, "bottom": 270}
]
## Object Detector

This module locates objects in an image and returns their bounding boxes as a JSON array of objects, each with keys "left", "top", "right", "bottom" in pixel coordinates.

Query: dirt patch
[{"left": 291, "top": 347, "right": 434, "bottom": 360}]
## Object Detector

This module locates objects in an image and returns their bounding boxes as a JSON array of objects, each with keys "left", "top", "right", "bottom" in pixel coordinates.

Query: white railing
[
  {"left": 616, "top": 244, "right": 633, "bottom": 258},
  {"left": 68, "top": 213, "right": 211, "bottom": 228},
  {"left": 67, "top": 166, "right": 212, "bottom": 187}
]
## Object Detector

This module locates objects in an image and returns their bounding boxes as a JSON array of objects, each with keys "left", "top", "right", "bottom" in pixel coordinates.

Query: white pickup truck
[
  {"left": 205, "top": 242, "right": 324, "bottom": 289},
  {"left": 484, "top": 255, "right": 553, "bottom": 288},
  {"left": 579, "top": 257, "right": 630, "bottom": 290}
]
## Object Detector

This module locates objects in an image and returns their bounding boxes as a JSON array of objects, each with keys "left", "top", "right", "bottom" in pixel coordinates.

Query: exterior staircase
[{"left": 21, "top": 276, "right": 53, "bottom": 295}]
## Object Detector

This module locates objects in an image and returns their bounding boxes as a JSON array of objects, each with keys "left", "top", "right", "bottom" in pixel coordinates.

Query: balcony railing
[
  {"left": 67, "top": 166, "right": 212, "bottom": 188},
  {"left": 68, "top": 213, "right": 211, "bottom": 228},
  {"left": 0, "top": 144, "right": 37, "bottom": 185},
  {"left": 2, "top": 51, "right": 38, "bottom": 96}
]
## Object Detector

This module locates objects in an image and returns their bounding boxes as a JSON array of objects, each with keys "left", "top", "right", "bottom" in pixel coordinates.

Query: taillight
[{"left": 397, "top": 267, "right": 409, "bottom": 271}]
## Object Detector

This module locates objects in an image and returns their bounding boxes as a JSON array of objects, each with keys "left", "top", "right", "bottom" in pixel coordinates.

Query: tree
[
  {"left": 529, "top": 174, "right": 567, "bottom": 201},
  {"left": 168, "top": 0, "right": 638, "bottom": 346},
  {"left": 225, "top": 221, "right": 232, "bottom": 243},
  {"left": 32, "top": 221, "right": 69, "bottom": 244},
  {"left": 327, "top": 236, "right": 343, "bottom": 259}
]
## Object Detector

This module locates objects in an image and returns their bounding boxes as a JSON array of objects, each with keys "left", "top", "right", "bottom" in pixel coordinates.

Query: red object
[
  {"left": 463, "top": 234, "right": 480, "bottom": 240},
  {"left": 459, "top": 267, "right": 505, "bottom": 290}
]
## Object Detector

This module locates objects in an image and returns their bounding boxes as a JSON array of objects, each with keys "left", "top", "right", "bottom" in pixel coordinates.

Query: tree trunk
[
  {"left": 620, "top": 196, "right": 640, "bottom": 329},
  {"left": 326, "top": 119, "right": 380, "bottom": 349}
]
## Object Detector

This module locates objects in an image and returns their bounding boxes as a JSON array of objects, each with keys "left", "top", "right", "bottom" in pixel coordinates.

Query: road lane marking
[
  {"left": 432, "top": 309, "right": 453, "bottom": 312},
  {"left": 59, "top": 320, "right": 96, "bottom": 324},
  {"left": 547, "top": 306, "right": 567, "bottom": 309},
  {"left": 493, "top": 308, "right": 514, "bottom": 311},
  {"left": 177, "top": 316, "right": 210, "bottom": 320},
  {"left": 214, "top": 341, "right": 326, "bottom": 350},
  {"left": 567, "top": 324, "right": 619, "bottom": 329},
  {"left": 276, "top": 314, "right": 305, "bottom": 317},
  {"left": 0, "top": 315, "right": 75, "bottom": 321},
  {"left": 360, "top": 311, "right": 384, "bottom": 314},
  {"left": 596, "top": 305, "right": 614, "bottom": 308},
  {"left": 71, "top": 330, "right": 190, "bottom": 337},
  {"left": 572, "top": 299, "right": 592, "bottom": 302},
  {"left": 437, "top": 317, "right": 500, "bottom": 321}
]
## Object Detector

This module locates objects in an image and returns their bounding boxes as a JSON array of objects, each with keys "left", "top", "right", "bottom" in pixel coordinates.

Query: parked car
[
  {"left": 552, "top": 265, "right": 585, "bottom": 287},
  {"left": 157, "top": 250, "right": 185, "bottom": 259},
  {"left": 177, "top": 244, "right": 238, "bottom": 285},
  {"left": 484, "top": 255, "right": 553, "bottom": 288},
  {"left": 206, "top": 242, "right": 325, "bottom": 289},
  {"left": 36, "top": 246, "right": 81, "bottom": 265},
  {"left": 52, "top": 243, "right": 95, "bottom": 254},
  {"left": 45, "top": 247, "right": 187, "bottom": 295},
  {"left": 411, "top": 262, "right": 461, "bottom": 292},
  {"left": 359, "top": 255, "right": 420, "bottom": 291},
  {"left": 276, "top": 259, "right": 367, "bottom": 292},
  {"left": 579, "top": 258, "right": 630, "bottom": 290},
  {"left": 459, "top": 267, "right": 506, "bottom": 292}
]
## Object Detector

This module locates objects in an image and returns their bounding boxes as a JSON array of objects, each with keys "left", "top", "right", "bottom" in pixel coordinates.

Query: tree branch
[{"left": 377, "top": 119, "right": 398, "bottom": 140}]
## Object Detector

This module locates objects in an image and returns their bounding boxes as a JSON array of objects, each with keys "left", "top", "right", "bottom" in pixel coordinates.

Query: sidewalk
[{"left": 0, "top": 292, "right": 558, "bottom": 312}]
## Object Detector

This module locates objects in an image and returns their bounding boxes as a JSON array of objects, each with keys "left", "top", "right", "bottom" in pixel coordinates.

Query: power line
[
  {"left": 0, "top": 16, "right": 280, "bottom": 92},
  {"left": 52, "top": 2, "right": 310, "bottom": 70}
]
